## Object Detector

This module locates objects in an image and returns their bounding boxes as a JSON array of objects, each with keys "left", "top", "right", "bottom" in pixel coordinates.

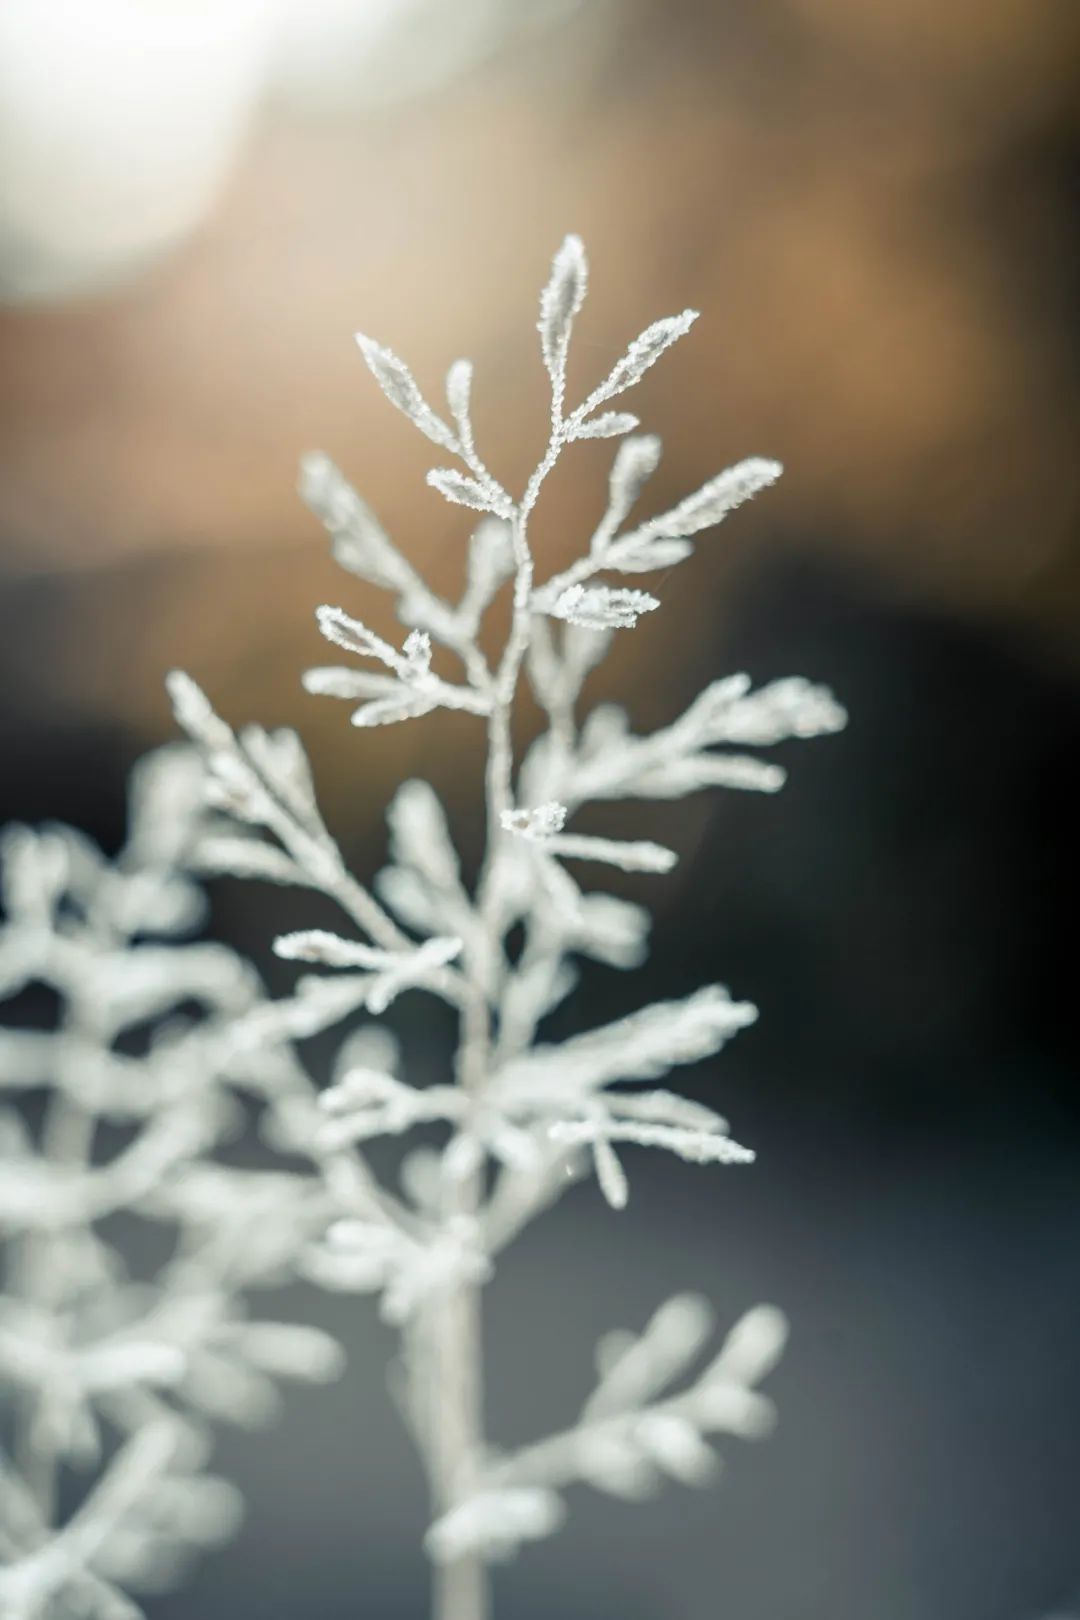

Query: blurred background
[{"left": 1, "top": 0, "right": 1079, "bottom": 1616}]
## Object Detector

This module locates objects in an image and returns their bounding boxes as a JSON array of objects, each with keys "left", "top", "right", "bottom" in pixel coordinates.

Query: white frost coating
[
  {"left": 273, "top": 931, "right": 463, "bottom": 1015},
  {"left": 3, "top": 235, "right": 847, "bottom": 1620},
  {"left": 549, "top": 582, "right": 659, "bottom": 630},
  {"left": 355, "top": 333, "right": 461, "bottom": 453},
  {"left": 426, "top": 1487, "right": 565, "bottom": 1564},
  {"left": 0, "top": 751, "right": 343, "bottom": 1615},
  {"left": 499, "top": 801, "right": 568, "bottom": 840},
  {"left": 537, "top": 231, "right": 588, "bottom": 422},
  {"left": 312, "top": 604, "right": 492, "bottom": 726}
]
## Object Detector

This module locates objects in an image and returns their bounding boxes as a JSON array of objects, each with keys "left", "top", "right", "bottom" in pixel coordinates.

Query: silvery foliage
[
  {"left": 1, "top": 235, "right": 846, "bottom": 1619},
  {"left": 0, "top": 753, "right": 344, "bottom": 1618},
  {"left": 169, "top": 236, "right": 845, "bottom": 1607}
]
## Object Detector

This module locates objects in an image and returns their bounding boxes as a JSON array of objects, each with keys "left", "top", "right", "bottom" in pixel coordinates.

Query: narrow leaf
[
  {"left": 550, "top": 585, "right": 659, "bottom": 631},
  {"left": 538, "top": 234, "right": 588, "bottom": 392},
  {"left": 193, "top": 839, "right": 304, "bottom": 886},
  {"left": 355, "top": 334, "right": 460, "bottom": 452},
  {"left": 593, "top": 1136, "right": 629, "bottom": 1209},
  {"left": 298, "top": 453, "right": 409, "bottom": 591},
  {"left": 315, "top": 605, "right": 397, "bottom": 666},
  {"left": 571, "top": 411, "right": 640, "bottom": 440},
  {"left": 602, "top": 536, "right": 694, "bottom": 572},
  {"left": 445, "top": 358, "right": 474, "bottom": 434},
  {"left": 635, "top": 456, "right": 782, "bottom": 541},
  {"left": 582, "top": 310, "right": 698, "bottom": 413},
  {"left": 544, "top": 833, "right": 677, "bottom": 874},
  {"left": 427, "top": 468, "right": 511, "bottom": 517}
]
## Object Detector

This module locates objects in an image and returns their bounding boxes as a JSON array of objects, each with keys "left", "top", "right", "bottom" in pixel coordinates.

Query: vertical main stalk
[
  {"left": 430, "top": 972, "right": 494, "bottom": 1620},
  {"left": 427, "top": 473, "right": 549, "bottom": 1620},
  {"left": 430, "top": 1274, "right": 490, "bottom": 1620}
]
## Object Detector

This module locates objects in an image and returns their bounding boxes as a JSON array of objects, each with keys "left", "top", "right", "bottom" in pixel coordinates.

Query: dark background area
[{"left": 2, "top": 1, "right": 1079, "bottom": 1616}]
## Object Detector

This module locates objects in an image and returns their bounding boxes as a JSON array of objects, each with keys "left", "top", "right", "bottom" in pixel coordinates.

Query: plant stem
[
  {"left": 430, "top": 1274, "right": 489, "bottom": 1620},
  {"left": 430, "top": 957, "right": 492, "bottom": 1619},
  {"left": 426, "top": 421, "right": 565, "bottom": 1620}
]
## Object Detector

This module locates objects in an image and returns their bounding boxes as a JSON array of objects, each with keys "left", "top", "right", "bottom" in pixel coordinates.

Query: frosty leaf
[
  {"left": 239, "top": 727, "right": 321, "bottom": 836},
  {"left": 166, "top": 672, "right": 233, "bottom": 754},
  {"left": 427, "top": 1487, "right": 565, "bottom": 1563},
  {"left": 501, "top": 794, "right": 676, "bottom": 875},
  {"left": 597, "top": 433, "right": 663, "bottom": 543},
  {"left": 542, "top": 833, "right": 677, "bottom": 875},
  {"left": 355, "top": 333, "right": 460, "bottom": 452},
  {"left": 570, "top": 411, "right": 640, "bottom": 441},
  {"left": 313, "top": 609, "right": 489, "bottom": 724},
  {"left": 635, "top": 1414, "right": 717, "bottom": 1485},
  {"left": 460, "top": 519, "right": 515, "bottom": 627},
  {"left": 274, "top": 933, "right": 462, "bottom": 1016},
  {"left": 316, "top": 1069, "right": 463, "bottom": 1150},
  {"left": 125, "top": 745, "right": 207, "bottom": 870},
  {"left": 302, "top": 666, "right": 402, "bottom": 700},
  {"left": 585, "top": 1294, "right": 716, "bottom": 1418},
  {"left": 611, "top": 1089, "right": 728, "bottom": 1133},
  {"left": 227, "top": 975, "right": 374, "bottom": 1049},
  {"left": 304, "top": 667, "right": 438, "bottom": 728},
  {"left": 523, "top": 618, "right": 614, "bottom": 720},
  {"left": 549, "top": 584, "right": 659, "bottom": 631},
  {"left": 601, "top": 536, "right": 696, "bottom": 574},
  {"left": 562, "top": 622, "right": 614, "bottom": 687},
  {"left": 538, "top": 233, "right": 588, "bottom": 406},
  {"left": 427, "top": 467, "right": 512, "bottom": 519},
  {"left": 364, "top": 936, "right": 465, "bottom": 1016},
  {"left": 319, "top": 1068, "right": 415, "bottom": 1115},
  {"left": 691, "top": 675, "right": 847, "bottom": 744},
  {"left": 483, "top": 1290, "right": 786, "bottom": 1515},
  {"left": 315, "top": 606, "right": 399, "bottom": 667},
  {"left": 632, "top": 753, "right": 786, "bottom": 797},
  {"left": 496, "top": 951, "right": 579, "bottom": 1056},
  {"left": 550, "top": 1117, "right": 755, "bottom": 1167},
  {"left": 298, "top": 453, "right": 411, "bottom": 592},
  {"left": 494, "top": 986, "right": 757, "bottom": 1103},
  {"left": 571, "top": 892, "right": 650, "bottom": 970},
  {"left": 385, "top": 780, "right": 463, "bottom": 896},
  {"left": 701, "top": 1303, "right": 788, "bottom": 1390},
  {"left": 627, "top": 456, "right": 782, "bottom": 542},
  {"left": 273, "top": 930, "right": 390, "bottom": 969},
  {"left": 374, "top": 867, "right": 448, "bottom": 938},
  {"left": 163, "top": 678, "right": 307, "bottom": 835},
  {"left": 500, "top": 802, "right": 568, "bottom": 841},
  {"left": 333, "top": 1024, "right": 402, "bottom": 1085},
  {"left": 1, "top": 825, "right": 70, "bottom": 921},
  {"left": 352, "top": 693, "right": 439, "bottom": 729},
  {"left": 566, "top": 673, "right": 844, "bottom": 809},
  {"left": 592, "top": 1136, "right": 628, "bottom": 1209},
  {"left": 225, "top": 1321, "right": 344, "bottom": 1383},
  {"left": 444, "top": 358, "right": 475, "bottom": 448},
  {"left": 578, "top": 310, "right": 698, "bottom": 415},
  {"left": 663, "top": 674, "right": 847, "bottom": 750},
  {"left": 314, "top": 1214, "right": 490, "bottom": 1324}
]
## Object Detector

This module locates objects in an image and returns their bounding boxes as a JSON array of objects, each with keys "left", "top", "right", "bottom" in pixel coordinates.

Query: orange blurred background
[{"left": 1, "top": 0, "right": 1077, "bottom": 825}]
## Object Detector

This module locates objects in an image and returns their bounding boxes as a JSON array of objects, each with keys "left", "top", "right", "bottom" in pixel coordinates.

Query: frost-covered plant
[
  {"left": 1, "top": 236, "right": 847, "bottom": 1620},
  {"left": 0, "top": 754, "right": 343, "bottom": 1618},
  {"left": 167, "top": 236, "right": 846, "bottom": 1620}
]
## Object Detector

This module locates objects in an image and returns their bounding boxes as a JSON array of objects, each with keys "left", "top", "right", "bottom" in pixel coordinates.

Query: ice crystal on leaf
[
  {"left": 2, "top": 236, "right": 846, "bottom": 1620},
  {"left": 548, "top": 583, "right": 659, "bottom": 631}
]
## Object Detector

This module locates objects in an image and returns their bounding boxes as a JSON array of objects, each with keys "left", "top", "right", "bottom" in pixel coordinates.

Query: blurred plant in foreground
[
  {"left": 0, "top": 752, "right": 343, "bottom": 1617},
  {"left": 1, "top": 237, "right": 846, "bottom": 1618}
]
